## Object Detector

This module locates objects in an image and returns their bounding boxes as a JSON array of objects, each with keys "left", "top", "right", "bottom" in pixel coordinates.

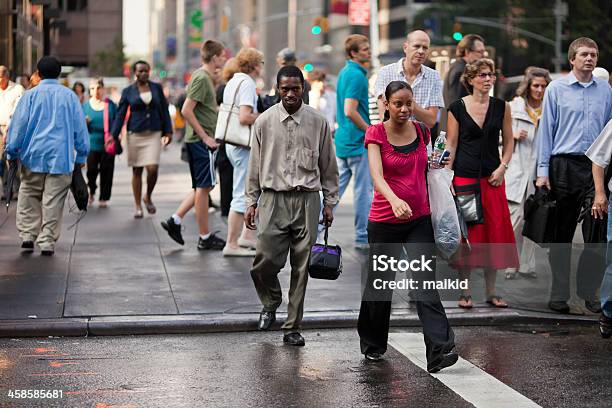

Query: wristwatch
[{"left": 501, "top": 161, "right": 509, "bottom": 169}]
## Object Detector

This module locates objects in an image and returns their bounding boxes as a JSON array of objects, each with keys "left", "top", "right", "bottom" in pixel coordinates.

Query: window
[
  {"left": 389, "top": 19, "right": 406, "bottom": 39},
  {"left": 389, "top": 0, "right": 405, "bottom": 8},
  {"left": 67, "top": 0, "right": 87, "bottom": 11}
]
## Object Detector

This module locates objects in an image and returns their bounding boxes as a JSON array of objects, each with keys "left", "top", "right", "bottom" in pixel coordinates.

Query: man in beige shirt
[{"left": 245, "top": 65, "right": 339, "bottom": 346}]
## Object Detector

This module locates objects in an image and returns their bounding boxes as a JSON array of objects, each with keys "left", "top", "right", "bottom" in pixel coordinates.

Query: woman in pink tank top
[{"left": 357, "top": 81, "right": 457, "bottom": 373}]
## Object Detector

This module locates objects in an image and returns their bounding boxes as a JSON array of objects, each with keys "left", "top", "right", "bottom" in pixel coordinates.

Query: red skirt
[{"left": 451, "top": 176, "right": 519, "bottom": 269}]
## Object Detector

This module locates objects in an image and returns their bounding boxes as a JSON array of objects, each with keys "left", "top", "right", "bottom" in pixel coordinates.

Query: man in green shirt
[{"left": 162, "top": 40, "right": 227, "bottom": 250}]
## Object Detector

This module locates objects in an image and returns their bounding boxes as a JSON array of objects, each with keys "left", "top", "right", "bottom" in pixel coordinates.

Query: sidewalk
[{"left": 0, "top": 143, "right": 598, "bottom": 337}]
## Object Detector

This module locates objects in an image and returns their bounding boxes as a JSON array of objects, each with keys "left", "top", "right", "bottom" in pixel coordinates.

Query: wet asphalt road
[{"left": 0, "top": 324, "right": 610, "bottom": 408}]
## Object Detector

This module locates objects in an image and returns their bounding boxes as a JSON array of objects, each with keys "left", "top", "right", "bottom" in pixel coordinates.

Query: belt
[
  {"left": 263, "top": 186, "right": 317, "bottom": 193},
  {"left": 551, "top": 153, "right": 590, "bottom": 163}
]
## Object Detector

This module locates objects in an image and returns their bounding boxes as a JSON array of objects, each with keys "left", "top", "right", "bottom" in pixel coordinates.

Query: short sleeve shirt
[
  {"left": 185, "top": 68, "right": 218, "bottom": 143},
  {"left": 374, "top": 59, "right": 444, "bottom": 120},
  {"left": 223, "top": 72, "right": 258, "bottom": 113},
  {"left": 335, "top": 60, "right": 370, "bottom": 158},
  {"left": 586, "top": 118, "right": 612, "bottom": 191},
  {"left": 365, "top": 122, "right": 430, "bottom": 223}
]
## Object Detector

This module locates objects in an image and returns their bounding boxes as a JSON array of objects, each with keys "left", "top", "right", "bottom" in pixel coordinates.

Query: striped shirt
[{"left": 374, "top": 59, "right": 445, "bottom": 121}]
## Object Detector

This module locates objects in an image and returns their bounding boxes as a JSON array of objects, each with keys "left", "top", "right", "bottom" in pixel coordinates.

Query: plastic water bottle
[
  {"left": 431, "top": 131, "right": 446, "bottom": 168},
  {"left": 434, "top": 131, "right": 446, "bottom": 157}
]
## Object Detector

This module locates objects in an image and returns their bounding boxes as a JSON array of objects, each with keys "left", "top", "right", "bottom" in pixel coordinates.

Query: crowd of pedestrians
[{"left": 2, "top": 29, "right": 611, "bottom": 363}]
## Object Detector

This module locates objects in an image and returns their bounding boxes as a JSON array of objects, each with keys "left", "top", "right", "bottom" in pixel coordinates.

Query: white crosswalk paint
[{"left": 388, "top": 332, "right": 542, "bottom": 408}]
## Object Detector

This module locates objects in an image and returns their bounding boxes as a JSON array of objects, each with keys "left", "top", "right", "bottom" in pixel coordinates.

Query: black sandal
[
  {"left": 486, "top": 295, "right": 508, "bottom": 308},
  {"left": 458, "top": 295, "right": 473, "bottom": 309}
]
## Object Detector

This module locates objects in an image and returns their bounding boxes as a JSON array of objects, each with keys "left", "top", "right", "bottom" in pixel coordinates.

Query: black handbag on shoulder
[
  {"left": 308, "top": 226, "right": 342, "bottom": 280},
  {"left": 453, "top": 100, "right": 486, "bottom": 225},
  {"left": 522, "top": 186, "right": 556, "bottom": 244}
]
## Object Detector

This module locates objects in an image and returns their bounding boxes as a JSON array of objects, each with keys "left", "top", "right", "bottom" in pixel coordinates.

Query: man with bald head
[
  {"left": 0, "top": 65, "right": 24, "bottom": 200},
  {"left": 374, "top": 30, "right": 444, "bottom": 130}
]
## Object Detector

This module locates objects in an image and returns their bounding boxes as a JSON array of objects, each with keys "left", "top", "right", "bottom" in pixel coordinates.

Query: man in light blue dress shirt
[
  {"left": 536, "top": 37, "right": 612, "bottom": 314},
  {"left": 6, "top": 56, "right": 89, "bottom": 256}
]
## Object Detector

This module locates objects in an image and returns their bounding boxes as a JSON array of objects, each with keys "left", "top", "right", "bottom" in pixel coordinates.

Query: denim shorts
[
  {"left": 226, "top": 144, "right": 250, "bottom": 213},
  {"left": 186, "top": 140, "right": 216, "bottom": 189}
]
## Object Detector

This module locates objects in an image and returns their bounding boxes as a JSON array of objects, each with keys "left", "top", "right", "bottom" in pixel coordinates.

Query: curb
[{"left": 0, "top": 309, "right": 598, "bottom": 338}]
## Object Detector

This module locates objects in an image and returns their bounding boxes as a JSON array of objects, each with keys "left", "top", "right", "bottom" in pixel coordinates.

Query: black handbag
[
  {"left": 522, "top": 187, "right": 556, "bottom": 244},
  {"left": 308, "top": 226, "right": 342, "bottom": 280},
  {"left": 70, "top": 167, "right": 89, "bottom": 212},
  {"left": 454, "top": 100, "right": 486, "bottom": 225}
]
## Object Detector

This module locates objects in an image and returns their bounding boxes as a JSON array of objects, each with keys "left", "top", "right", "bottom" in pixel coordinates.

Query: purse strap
[
  {"left": 103, "top": 98, "right": 110, "bottom": 134},
  {"left": 460, "top": 99, "right": 487, "bottom": 181},
  {"left": 221, "top": 79, "right": 246, "bottom": 140},
  {"left": 323, "top": 225, "right": 329, "bottom": 248}
]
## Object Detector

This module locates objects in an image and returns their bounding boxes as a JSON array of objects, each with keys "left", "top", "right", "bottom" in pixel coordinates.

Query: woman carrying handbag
[
  {"left": 83, "top": 78, "right": 118, "bottom": 208},
  {"left": 445, "top": 59, "right": 518, "bottom": 309}
]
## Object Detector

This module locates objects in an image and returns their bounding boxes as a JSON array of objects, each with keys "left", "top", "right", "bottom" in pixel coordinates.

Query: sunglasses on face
[{"left": 477, "top": 73, "right": 496, "bottom": 79}]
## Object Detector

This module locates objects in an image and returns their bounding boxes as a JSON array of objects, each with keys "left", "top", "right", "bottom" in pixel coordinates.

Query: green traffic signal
[
  {"left": 311, "top": 25, "right": 322, "bottom": 35},
  {"left": 453, "top": 32, "right": 463, "bottom": 41},
  {"left": 304, "top": 64, "right": 314, "bottom": 72}
]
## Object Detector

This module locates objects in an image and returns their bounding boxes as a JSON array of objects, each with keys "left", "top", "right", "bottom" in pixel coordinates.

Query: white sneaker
[
  {"left": 238, "top": 238, "right": 257, "bottom": 249},
  {"left": 222, "top": 246, "right": 256, "bottom": 257}
]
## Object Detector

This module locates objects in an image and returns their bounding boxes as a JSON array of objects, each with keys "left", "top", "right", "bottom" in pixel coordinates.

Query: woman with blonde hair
[
  {"left": 221, "top": 48, "right": 264, "bottom": 256},
  {"left": 505, "top": 67, "right": 551, "bottom": 279},
  {"left": 215, "top": 57, "right": 240, "bottom": 216},
  {"left": 446, "top": 58, "right": 518, "bottom": 309}
]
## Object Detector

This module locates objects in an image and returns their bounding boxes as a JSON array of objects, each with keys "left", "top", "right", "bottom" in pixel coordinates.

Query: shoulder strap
[
  {"left": 230, "top": 79, "right": 246, "bottom": 109},
  {"left": 103, "top": 98, "right": 110, "bottom": 134},
  {"left": 460, "top": 98, "right": 487, "bottom": 179}
]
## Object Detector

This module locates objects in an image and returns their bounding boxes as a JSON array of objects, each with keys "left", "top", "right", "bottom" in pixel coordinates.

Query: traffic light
[
  {"left": 303, "top": 63, "right": 314, "bottom": 72},
  {"left": 312, "top": 16, "right": 329, "bottom": 35},
  {"left": 452, "top": 22, "right": 463, "bottom": 42}
]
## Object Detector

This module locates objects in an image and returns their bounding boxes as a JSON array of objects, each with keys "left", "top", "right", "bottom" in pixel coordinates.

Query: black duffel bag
[
  {"left": 522, "top": 186, "right": 557, "bottom": 245},
  {"left": 308, "top": 226, "right": 342, "bottom": 280}
]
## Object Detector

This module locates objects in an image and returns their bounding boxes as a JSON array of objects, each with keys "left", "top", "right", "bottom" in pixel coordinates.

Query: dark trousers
[
  {"left": 357, "top": 216, "right": 455, "bottom": 364},
  {"left": 216, "top": 143, "right": 233, "bottom": 216},
  {"left": 549, "top": 155, "right": 604, "bottom": 302},
  {"left": 86, "top": 150, "right": 115, "bottom": 201}
]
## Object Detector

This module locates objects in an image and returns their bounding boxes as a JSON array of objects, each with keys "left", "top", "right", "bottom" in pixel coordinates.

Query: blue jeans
[
  {"left": 332, "top": 152, "right": 373, "bottom": 244},
  {"left": 601, "top": 195, "right": 612, "bottom": 317},
  {"left": 225, "top": 144, "right": 250, "bottom": 214}
]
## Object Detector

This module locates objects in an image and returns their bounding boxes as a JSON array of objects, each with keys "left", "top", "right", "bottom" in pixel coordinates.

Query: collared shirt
[
  {"left": 0, "top": 81, "right": 25, "bottom": 128},
  {"left": 6, "top": 79, "right": 90, "bottom": 174},
  {"left": 536, "top": 72, "right": 612, "bottom": 177},
  {"left": 246, "top": 102, "right": 339, "bottom": 208},
  {"left": 335, "top": 60, "right": 370, "bottom": 158},
  {"left": 374, "top": 58, "right": 445, "bottom": 116},
  {"left": 586, "top": 119, "right": 612, "bottom": 191}
]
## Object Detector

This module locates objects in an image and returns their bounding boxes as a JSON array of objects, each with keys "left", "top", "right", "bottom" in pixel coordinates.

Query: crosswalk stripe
[{"left": 388, "top": 332, "right": 541, "bottom": 408}]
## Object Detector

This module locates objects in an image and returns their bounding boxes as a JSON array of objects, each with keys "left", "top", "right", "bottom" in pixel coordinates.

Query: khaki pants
[
  {"left": 17, "top": 167, "right": 71, "bottom": 250},
  {"left": 250, "top": 190, "right": 320, "bottom": 333}
]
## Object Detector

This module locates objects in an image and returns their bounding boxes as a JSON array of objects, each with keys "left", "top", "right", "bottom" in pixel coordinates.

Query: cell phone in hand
[{"left": 437, "top": 150, "right": 451, "bottom": 166}]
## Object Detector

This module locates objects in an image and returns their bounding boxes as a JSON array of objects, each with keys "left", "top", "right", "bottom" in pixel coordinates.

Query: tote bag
[{"left": 215, "top": 80, "right": 252, "bottom": 148}]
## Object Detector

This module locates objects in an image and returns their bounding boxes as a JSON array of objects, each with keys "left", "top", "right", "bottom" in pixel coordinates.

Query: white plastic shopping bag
[{"left": 427, "top": 168, "right": 461, "bottom": 258}]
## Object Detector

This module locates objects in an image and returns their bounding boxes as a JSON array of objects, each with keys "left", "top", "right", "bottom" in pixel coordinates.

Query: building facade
[
  {"left": 47, "top": 0, "right": 122, "bottom": 74},
  {"left": 0, "top": 0, "right": 45, "bottom": 78}
]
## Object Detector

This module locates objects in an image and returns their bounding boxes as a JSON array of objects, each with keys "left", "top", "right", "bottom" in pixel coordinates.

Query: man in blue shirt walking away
[
  {"left": 6, "top": 56, "right": 89, "bottom": 256},
  {"left": 536, "top": 37, "right": 612, "bottom": 313},
  {"left": 333, "top": 34, "right": 372, "bottom": 248}
]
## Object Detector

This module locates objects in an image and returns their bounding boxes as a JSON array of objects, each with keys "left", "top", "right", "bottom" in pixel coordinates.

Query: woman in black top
[
  {"left": 111, "top": 60, "right": 173, "bottom": 218},
  {"left": 445, "top": 59, "right": 518, "bottom": 309}
]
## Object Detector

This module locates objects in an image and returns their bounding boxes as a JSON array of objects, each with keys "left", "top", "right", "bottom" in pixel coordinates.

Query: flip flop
[
  {"left": 134, "top": 209, "right": 144, "bottom": 219},
  {"left": 486, "top": 295, "right": 508, "bottom": 308},
  {"left": 458, "top": 295, "right": 473, "bottom": 309},
  {"left": 143, "top": 199, "right": 156, "bottom": 214}
]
